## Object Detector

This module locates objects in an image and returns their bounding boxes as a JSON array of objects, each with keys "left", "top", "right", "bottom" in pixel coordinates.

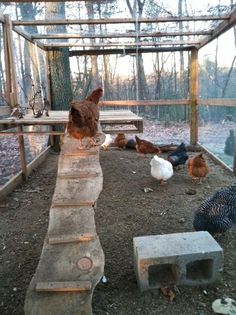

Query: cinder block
[{"left": 133, "top": 231, "right": 223, "bottom": 291}]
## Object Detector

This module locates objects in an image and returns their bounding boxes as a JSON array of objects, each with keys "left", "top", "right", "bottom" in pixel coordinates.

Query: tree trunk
[
  {"left": 18, "top": 3, "right": 38, "bottom": 104},
  {"left": 85, "top": 2, "right": 99, "bottom": 90},
  {"left": 126, "top": 0, "right": 148, "bottom": 107},
  {"left": 46, "top": 2, "right": 73, "bottom": 150}
]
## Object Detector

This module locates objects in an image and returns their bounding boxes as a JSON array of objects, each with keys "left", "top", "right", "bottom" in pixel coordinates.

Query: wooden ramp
[{"left": 24, "top": 129, "right": 105, "bottom": 315}]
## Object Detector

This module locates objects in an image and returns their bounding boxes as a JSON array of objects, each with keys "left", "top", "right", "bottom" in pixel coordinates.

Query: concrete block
[{"left": 133, "top": 231, "right": 223, "bottom": 291}]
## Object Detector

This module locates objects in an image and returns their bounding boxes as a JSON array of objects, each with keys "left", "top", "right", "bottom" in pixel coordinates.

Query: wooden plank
[
  {"left": 12, "top": 15, "right": 229, "bottom": 26},
  {"left": 58, "top": 172, "right": 100, "bottom": 179},
  {"left": 69, "top": 46, "right": 192, "bottom": 56},
  {"left": 190, "top": 48, "right": 198, "bottom": 145},
  {"left": 5, "top": 15, "right": 19, "bottom": 106},
  {"left": 0, "top": 146, "right": 51, "bottom": 201},
  {"left": 198, "top": 8, "right": 236, "bottom": 49},
  {"left": 12, "top": 26, "right": 46, "bottom": 51},
  {"left": 103, "top": 128, "right": 141, "bottom": 134},
  {"left": 35, "top": 281, "right": 92, "bottom": 292},
  {"left": 52, "top": 202, "right": 95, "bottom": 207},
  {"left": 48, "top": 233, "right": 95, "bottom": 245},
  {"left": 200, "top": 144, "right": 233, "bottom": 174},
  {"left": 62, "top": 151, "right": 98, "bottom": 157},
  {"left": 17, "top": 125, "right": 27, "bottom": 180},
  {"left": 2, "top": 21, "right": 11, "bottom": 107},
  {"left": 32, "top": 30, "right": 212, "bottom": 40},
  {"left": 45, "top": 40, "right": 201, "bottom": 48},
  {"left": 100, "top": 99, "right": 190, "bottom": 106},
  {"left": 234, "top": 129, "right": 236, "bottom": 176},
  {"left": 199, "top": 98, "right": 236, "bottom": 106}
]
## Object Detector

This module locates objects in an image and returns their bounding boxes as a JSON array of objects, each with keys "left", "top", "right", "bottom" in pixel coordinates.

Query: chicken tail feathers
[{"left": 135, "top": 135, "right": 141, "bottom": 144}]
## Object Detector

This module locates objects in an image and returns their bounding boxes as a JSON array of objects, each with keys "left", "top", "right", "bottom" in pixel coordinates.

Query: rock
[
  {"left": 212, "top": 297, "right": 236, "bottom": 315},
  {"left": 185, "top": 188, "right": 197, "bottom": 195}
]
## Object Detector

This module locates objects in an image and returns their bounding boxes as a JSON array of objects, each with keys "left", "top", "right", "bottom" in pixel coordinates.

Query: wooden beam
[
  {"left": 200, "top": 144, "right": 233, "bottom": 174},
  {"left": 0, "top": 131, "right": 65, "bottom": 136},
  {"left": 35, "top": 281, "right": 92, "bottom": 292},
  {"left": 4, "top": 15, "right": 19, "bottom": 107},
  {"left": 12, "top": 15, "right": 229, "bottom": 26},
  {"left": 13, "top": 26, "right": 46, "bottom": 51},
  {"left": 17, "top": 125, "right": 27, "bottom": 180},
  {"left": 190, "top": 48, "right": 198, "bottom": 145},
  {"left": 3, "top": 16, "right": 12, "bottom": 107},
  {"left": 32, "top": 30, "right": 212, "bottom": 40},
  {"left": 199, "top": 98, "right": 236, "bottom": 106},
  {"left": 100, "top": 99, "right": 190, "bottom": 106},
  {"left": 0, "top": 146, "right": 51, "bottom": 201},
  {"left": 198, "top": 8, "right": 236, "bottom": 49},
  {"left": 45, "top": 40, "right": 200, "bottom": 49},
  {"left": 69, "top": 46, "right": 193, "bottom": 56},
  {"left": 233, "top": 128, "right": 236, "bottom": 176}
]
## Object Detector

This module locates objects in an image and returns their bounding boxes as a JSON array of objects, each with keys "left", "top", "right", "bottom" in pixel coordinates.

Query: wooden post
[
  {"left": 46, "top": 49, "right": 54, "bottom": 146},
  {"left": 233, "top": 128, "right": 236, "bottom": 176},
  {"left": 190, "top": 48, "right": 198, "bottom": 145},
  {"left": 2, "top": 16, "right": 11, "bottom": 107},
  {"left": 17, "top": 125, "right": 28, "bottom": 181},
  {"left": 4, "top": 15, "right": 19, "bottom": 107}
]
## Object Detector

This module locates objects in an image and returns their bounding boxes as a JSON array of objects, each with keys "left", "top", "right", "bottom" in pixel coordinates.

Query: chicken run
[
  {"left": 0, "top": 2, "right": 236, "bottom": 315},
  {"left": 0, "top": 143, "right": 236, "bottom": 315}
]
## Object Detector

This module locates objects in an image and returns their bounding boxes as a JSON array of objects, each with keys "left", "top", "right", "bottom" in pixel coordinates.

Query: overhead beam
[
  {"left": 198, "top": 8, "right": 236, "bottom": 48},
  {"left": 32, "top": 30, "right": 212, "bottom": 40},
  {"left": 45, "top": 39, "right": 200, "bottom": 49},
  {"left": 12, "top": 15, "right": 229, "bottom": 26},
  {"left": 69, "top": 46, "right": 193, "bottom": 56},
  {"left": 13, "top": 26, "right": 46, "bottom": 51}
]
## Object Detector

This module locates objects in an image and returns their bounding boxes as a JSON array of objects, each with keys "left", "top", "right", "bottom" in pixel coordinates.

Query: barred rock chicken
[
  {"left": 193, "top": 182, "right": 236, "bottom": 234},
  {"left": 187, "top": 153, "right": 209, "bottom": 184},
  {"left": 114, "top": 133, "right": 127, "bottom": 149},
  {"left": 67, "top": 87, "right": 103, "bottom": 146},
  {"left": 167, "top": 142, "right": 189, "bottom": 168},
  {"left": 135, "top": 136, "right": 161, "bottom": 155},
  {"left": 150, "top": 155, "right": 173, "bottom": 185}
]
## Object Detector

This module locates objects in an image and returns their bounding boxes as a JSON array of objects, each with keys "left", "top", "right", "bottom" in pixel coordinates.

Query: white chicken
[
  {"left": 150, "top": 155, "right": 173, "bottom": 185},
  {"left": 101, "top": 134, "right": 113, "bottom": 150}
]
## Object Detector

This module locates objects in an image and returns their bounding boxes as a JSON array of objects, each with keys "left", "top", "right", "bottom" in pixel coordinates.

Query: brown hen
[
  {"left": 187, "top": 153, "right": 209, "bottom": 184},
  {"left": 114, "top": 133, "right": 127, "bottom": 149},
  {"left": 67, "top": 87, "right": 103, "bottom": 146},
  {"left": 135, "top": 135, "right": 161, "bottom": 155}
]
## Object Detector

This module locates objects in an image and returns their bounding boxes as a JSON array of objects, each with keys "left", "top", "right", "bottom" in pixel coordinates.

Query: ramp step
[
  {"left": 35, "top": 281, "right": 92, "bottom": 292},
  {"left": 58, "top": 172, "right": 100, "bottom": 179},
  {"left": 48, "top": 233, "right": 96, "bottom": 245}
]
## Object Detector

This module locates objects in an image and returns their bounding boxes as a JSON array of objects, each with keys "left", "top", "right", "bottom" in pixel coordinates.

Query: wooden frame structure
[{"left": 0, "top": 4, "right": 236, "bottom": 194}]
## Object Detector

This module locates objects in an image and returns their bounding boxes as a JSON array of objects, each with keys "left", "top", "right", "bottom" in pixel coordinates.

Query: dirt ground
[{"left": 0, "top": 147, "right": 236, "bottom": 315}]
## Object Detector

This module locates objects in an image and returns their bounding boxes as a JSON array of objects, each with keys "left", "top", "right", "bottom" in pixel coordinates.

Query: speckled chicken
[
  {"left": 67, "top": 87, "right": 103, "bottom": 146},
  {"left": 135, "top": 136, "right": 161, "bottom": 155},
  {"left": 193, "top": 182, "right": 236, "bottom": 234},
  {"left": 114, "top": 133, "right": 127, "bottom": 149},
  {"left": 187, "top": 153, "right": 209, "bottom": 184},
  {"left": 167, "top": 142, "right": 189, "bottom": 168}
]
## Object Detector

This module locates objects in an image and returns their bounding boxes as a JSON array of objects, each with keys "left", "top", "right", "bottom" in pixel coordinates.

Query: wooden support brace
[
  {"left": 48, "top": 233, "right": 96, "bottom": 245},
  {"left": 35, "top": 281, "right": 92, "bottom": 292}
]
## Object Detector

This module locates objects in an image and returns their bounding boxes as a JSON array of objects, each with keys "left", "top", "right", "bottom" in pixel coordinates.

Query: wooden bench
[{"left": 0, "top": 110, "right": 143, "bottom": 135}]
